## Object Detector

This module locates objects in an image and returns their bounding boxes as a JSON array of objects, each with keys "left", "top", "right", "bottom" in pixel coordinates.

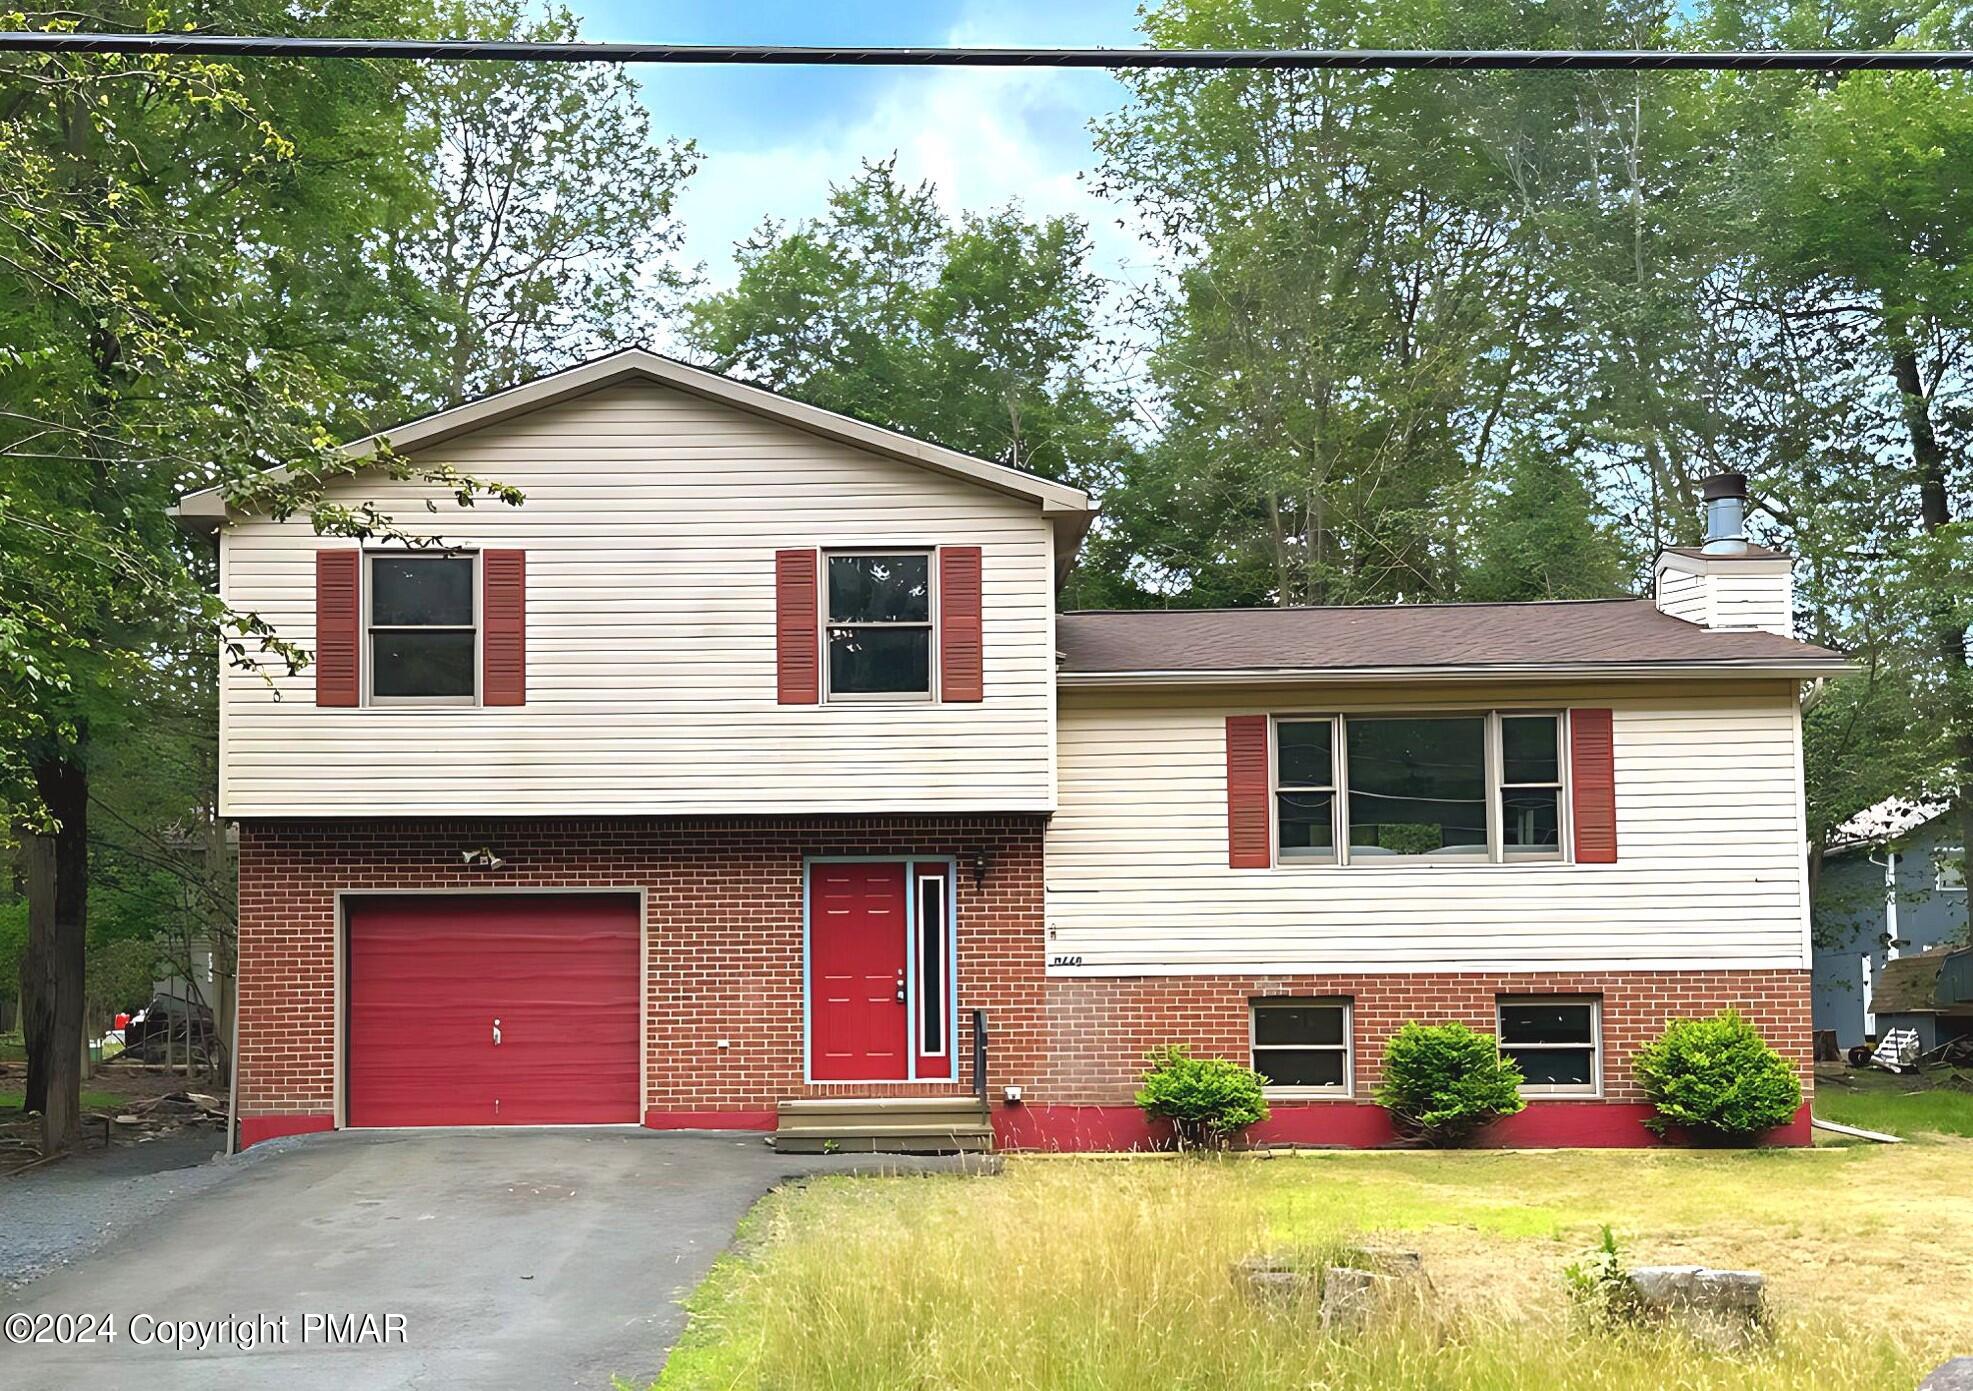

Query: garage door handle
[{"left": 492, "top": 1018, "right": 502, "bottom": 1046}]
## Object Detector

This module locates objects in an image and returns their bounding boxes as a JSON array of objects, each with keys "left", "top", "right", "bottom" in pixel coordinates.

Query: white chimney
[{"left": 1652, "top": 472, "right": 1793, "bottom": 637}]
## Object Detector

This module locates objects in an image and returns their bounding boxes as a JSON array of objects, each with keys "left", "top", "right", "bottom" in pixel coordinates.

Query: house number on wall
[{"left": 1049, "top": 955, "right": 1085, "bottom": 968}]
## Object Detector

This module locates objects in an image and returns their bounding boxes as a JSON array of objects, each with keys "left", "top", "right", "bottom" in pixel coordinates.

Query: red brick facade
[
  {"left": 235, "top": 817, "right": 1047, "bottom": 1142},
  {"left": 235, "top": 818, "right": 1810, "bottom": 1149}
]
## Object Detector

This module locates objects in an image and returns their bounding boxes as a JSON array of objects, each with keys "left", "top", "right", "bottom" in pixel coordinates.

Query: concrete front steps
[{"left": 770, "top": 1096, "right": 994, "bottom": 1154}]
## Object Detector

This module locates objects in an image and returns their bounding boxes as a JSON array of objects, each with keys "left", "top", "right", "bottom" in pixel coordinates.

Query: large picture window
[
  {"left": 1273, "top": 712, "right": 1566, "bottom": 865},
  {"left": 367, "top": 552, "right": 477, "bottom": 703},
  {"left": 826, "top": 552, "right": 933, "bottom": 698},
  {"left": 1250, "top": 999, "right": 1352, "bottom": 1094}
]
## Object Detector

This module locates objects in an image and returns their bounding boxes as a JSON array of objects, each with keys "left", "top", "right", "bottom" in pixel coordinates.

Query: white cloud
[{"left": 666, "top": 62, "right": 1138, "bottom": 296}]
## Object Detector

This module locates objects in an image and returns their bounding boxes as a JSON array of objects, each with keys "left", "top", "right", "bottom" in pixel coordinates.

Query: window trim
[
  {"left": 1273, "top": 718, "right": 1341, "bottom": 865},
  {"left": 1249, "top": 997, "right": 1354, "bottom": 1098},
  {"left": 1269, "top": 709, "right": 1570, "bottom": 868},
  {"left": 363, "top": 549, "right": 480, "bottom": 708},
  {"left": 821, "top": 547, "right": 938, "bottom": 704},
  {"left": 1937, "top": 845, "right": 1965, "bottom": 892},
  {"left": 1496, "top": 995, "right": 1603, "bottom": 1099}
]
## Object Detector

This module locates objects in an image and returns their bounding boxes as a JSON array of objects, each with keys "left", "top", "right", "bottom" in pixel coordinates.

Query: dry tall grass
[{"left": 656, "top": 1158, "right": 1936, "bottom": 1390}]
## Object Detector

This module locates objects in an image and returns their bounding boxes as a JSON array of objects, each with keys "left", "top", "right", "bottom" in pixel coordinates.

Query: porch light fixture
[{"left": 972, "top": 849, "right": 988, "bottom": 888}]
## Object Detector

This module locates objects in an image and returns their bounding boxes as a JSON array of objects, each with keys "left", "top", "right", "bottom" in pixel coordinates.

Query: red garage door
[{"left": 346, "top": 895, "right": 640, "bottom": 1128}]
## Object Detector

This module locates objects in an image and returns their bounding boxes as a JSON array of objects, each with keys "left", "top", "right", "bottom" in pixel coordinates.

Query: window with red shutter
[
  {"left": 775, "top": 549, "right": 821, "bottom": 704},
  {"left": 314, "top": 549, "right": 361, "bottom": 707},
  {"left": 482, "top": 549, "right": 526, "bottom": 706},
  {"left": 938, "top": 546, "right": 983, "bottom": 702},
  {"left": 1569, "top": 708, "right": 1618, "bottom": 863},
  {"left": 1225, "top": 714, "right": 1272, "bottom": 868}
]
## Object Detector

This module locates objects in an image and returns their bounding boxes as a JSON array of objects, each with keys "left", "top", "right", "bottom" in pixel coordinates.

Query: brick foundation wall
[
  {"left": 237, "top": 818, "right": 1809, "bottom": 1149},
  {"left": 1039, "top": 969, "right": 1813, "bottom": 1105},
  {"left": 235, "top": 817, "right": 1047, "bottom": 1128}
]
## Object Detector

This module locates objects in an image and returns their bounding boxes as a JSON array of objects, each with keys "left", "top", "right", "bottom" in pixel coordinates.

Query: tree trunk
[
  {"left": 1890, "top": 331, "right": 1973, "bottom": 859},
  {"left": 20, "top": 833, "right": 54, "bottom": 1118},
  {"left": 26, "top": 756, "right": 89, "bottom": 1155}
]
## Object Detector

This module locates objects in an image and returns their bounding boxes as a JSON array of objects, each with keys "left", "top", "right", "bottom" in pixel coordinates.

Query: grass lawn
[
  {"left": 655, "top": 1138, "right": 1970, "bottom": 1391},
  {"left": 0, "top": 1089, "right": 125, "bottom": 1116},
  {"left": 1814, "top": 1066, "right": 1973, "bottom": 1139},
  {"left": 0, "top": 1029, "right": 24, "bottom": 1063}
]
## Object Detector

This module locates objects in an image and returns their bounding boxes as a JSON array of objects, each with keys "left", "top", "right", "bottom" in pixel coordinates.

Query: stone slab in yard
[{"left": 1625, "top": 1266, "right": 1766, "bottom": 1348}]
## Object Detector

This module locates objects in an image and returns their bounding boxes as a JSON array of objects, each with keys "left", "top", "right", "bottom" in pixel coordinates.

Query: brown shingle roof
[
  {"left": 1872, "top": 948, "right": 1962, "bottom": 1016},
  {"left": 1056, "top": 598, "right": 1845, "bottom": 677}
]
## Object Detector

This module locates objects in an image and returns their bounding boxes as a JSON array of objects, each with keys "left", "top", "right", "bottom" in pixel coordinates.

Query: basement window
[
  {"left": 367, "top": 553, "right": 477, "bottom": 704},
  {"left": 1250, "top": 999, "right": 1352, "bottom": 1095},
  {"left": 1497, "top": 997, "right": 1601, "bottom": 1097}
]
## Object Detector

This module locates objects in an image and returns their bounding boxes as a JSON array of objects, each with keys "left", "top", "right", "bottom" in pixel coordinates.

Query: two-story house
[{"left": 175, "top": 350, "right": 1847, "bottom": 1151}]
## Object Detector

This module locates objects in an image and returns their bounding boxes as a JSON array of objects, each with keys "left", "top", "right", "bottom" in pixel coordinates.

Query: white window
[
  {"left": 1272, "top": 712, "right": 1566, "bottom": 865},
  {"left": 825, "top": 552, "right": 933, "bottom": 699},
  {"left": 1937, "top": 846, "right": 1965, "bottom": 892},
  {"left": 1497, "top": 997, "right": 1602, "bottom": 1097},
  {"left": 366, "top": 552, "right": 477, "bottom": 704},
  {"left": 1250, "top": 999, "right": 1352, "bottom": 1095}
]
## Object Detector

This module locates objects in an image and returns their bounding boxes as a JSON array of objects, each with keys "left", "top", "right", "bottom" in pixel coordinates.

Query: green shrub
[
  {"left": 1134, "top": 1044, "right": 1269, "bottom": 1148},
  {"left": 1633, "top": 1008, "right": 1802, "bottom": 1140},
  {"left": 1374, "top": 1021, "right": 1526, "bottom": 1145}
]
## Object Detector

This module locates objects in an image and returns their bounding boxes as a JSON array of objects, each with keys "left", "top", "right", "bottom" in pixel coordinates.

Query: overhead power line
[{"left": 3, "top": 34, "right": 1973, "bottom": 70}]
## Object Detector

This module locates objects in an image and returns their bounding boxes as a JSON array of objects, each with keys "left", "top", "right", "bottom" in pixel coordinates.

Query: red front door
[
  {"left": 346, "top": 894, "right": 641, "bottom": 1127},
  {"left": 809, "top": 862, "right": 910, "bottom": 1081}
]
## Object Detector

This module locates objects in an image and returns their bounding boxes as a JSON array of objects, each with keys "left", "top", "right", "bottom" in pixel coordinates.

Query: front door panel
[{"left": 809, "top": 862, "right": 910, "bottom": 1081}]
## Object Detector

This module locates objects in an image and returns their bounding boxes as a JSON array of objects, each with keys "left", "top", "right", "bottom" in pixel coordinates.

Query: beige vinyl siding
[
  {"left": 1653, "top": 553, "right": 1793, "bottom": 637},
  {"left": 218, "top": 381, "right": 1057, "bottom": 816},
  {"left": 1046, "top": 681, "right": 1811, "bottom": 975}
]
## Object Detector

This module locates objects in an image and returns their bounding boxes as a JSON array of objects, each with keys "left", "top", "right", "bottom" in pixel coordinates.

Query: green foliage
[
  {"left": 684, "top": 159, "right": 1130, "bottom": 498},
  {"left": 1133, "top": 1044, "right": 1270, "bottom": 1148},
  {"left": 1562, "top": 1226, "right": 1638, "bottom": 1329},
  {"left": 1633, "top": 1010, "right": 1804, "bottom": 1140},
  {"left": 1373, "top": 1021, "right": 1526, "bottom": 1145},
  {"left": 1463, "top": 448, "right": 1630, "bottom": 603}
]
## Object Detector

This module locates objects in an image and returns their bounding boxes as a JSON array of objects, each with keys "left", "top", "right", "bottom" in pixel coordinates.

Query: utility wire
[{"left": 3, "top": 34, "right": 1973, "bottom": 69}]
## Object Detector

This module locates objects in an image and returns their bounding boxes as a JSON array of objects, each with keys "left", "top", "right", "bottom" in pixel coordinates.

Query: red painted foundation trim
[
  {"left": 238, "top": 1114, "right": 336, "bottom": 1149},
  {"left": 993, "top": 1101, "right": 1813, "bottom": 1152},
  {"left": 644, "top": 1108, "right": 778, "bottom": 1132}
]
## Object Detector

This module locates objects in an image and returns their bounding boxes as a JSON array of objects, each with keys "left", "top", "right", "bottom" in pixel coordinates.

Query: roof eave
[{"left": 1054, "top": 658, "right": 1856, "bottom": 687}]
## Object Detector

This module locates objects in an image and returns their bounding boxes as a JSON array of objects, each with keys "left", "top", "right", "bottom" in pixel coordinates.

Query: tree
[
  {"left": 0, "top": 10, "right": 522, "bottom": 1152},
  {"left": 684, "top": 159, "right": 1129, "bottom": 498},
  {"left": 1463, "top": 446, "right": 1630, "bottom": 602},
  {"left": 387, "top": 0, "right": 699, "bottom": 409}
]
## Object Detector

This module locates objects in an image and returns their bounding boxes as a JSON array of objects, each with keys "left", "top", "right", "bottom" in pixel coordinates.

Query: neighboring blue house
[{"left": 1813, "top": 799, "right": 1970, "bottom": 1047}]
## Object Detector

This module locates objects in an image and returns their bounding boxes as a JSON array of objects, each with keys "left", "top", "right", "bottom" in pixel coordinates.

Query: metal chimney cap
[{"left": 1700, "top": 472, "right": 1748, "bottom": 502}]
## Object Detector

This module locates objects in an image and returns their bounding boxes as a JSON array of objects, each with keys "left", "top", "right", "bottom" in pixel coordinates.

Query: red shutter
[
  {"left": 938, "top": 546, "right": 984, "bottom": 702},
  {"left": 776, "top": 549, "right": 820, "bottom": 704},
  {"left": 314, "top": 549, "right": 360, "bottom": 707},
  {"left": 1570, "top": 708, "right": 1618, "bottom": 863},
  {"left": 1226, "top": 714, "right": 1272, "bottom": 868},
  {"left": 483, "top": 549, "right": 526, "bottom": 706}
]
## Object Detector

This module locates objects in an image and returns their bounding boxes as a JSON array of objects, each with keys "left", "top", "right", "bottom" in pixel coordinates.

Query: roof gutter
[{"left": 1055, "top": 659, "right": 1855, "bottom": 687}]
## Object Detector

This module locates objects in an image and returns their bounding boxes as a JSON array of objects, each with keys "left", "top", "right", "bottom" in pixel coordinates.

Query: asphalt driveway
[{"left": 2, "top": 1128, "right": 983, "bottom": 1390}]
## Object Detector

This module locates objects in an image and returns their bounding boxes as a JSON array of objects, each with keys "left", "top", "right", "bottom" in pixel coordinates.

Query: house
[
  {"left": 1813, "top": 798, "right": 1970, "bottom": 1048},
  {"left": 173, "top": 349, "right": 1848, "bottom": 1151}
]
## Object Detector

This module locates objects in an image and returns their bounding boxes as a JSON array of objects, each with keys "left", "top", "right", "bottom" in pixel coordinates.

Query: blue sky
[{"left": 570, "top": 1, "right": 1147, "bottom": 290}]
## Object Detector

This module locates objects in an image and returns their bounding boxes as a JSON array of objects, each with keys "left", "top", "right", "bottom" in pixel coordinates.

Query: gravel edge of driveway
[{"left": 0, "top": 1132, "right": 300, "bottom": 1293}]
